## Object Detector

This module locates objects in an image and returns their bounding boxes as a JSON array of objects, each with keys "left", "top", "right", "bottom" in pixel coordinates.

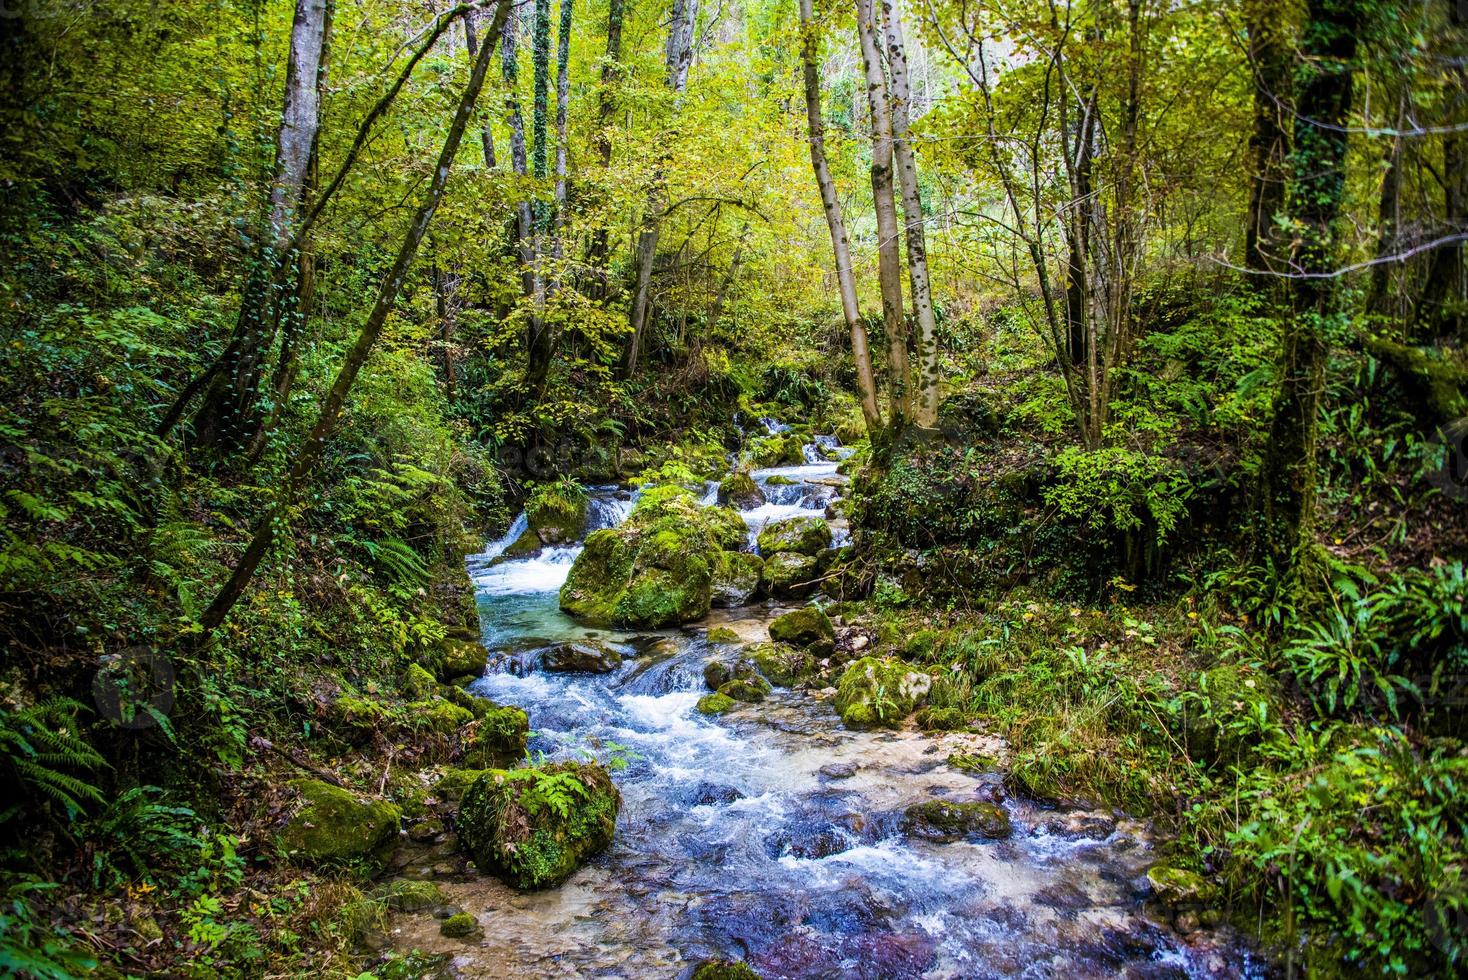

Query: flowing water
[{"left": 388, "top": 439, "right": 1258, "bottom": 979}]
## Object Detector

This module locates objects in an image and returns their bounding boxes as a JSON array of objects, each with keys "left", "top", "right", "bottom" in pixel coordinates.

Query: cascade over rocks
[
  {"left": 559, "top": 486, "right": 749, "bottom": 628},
  {"left": 718, "top": 470, "right": 766, "bottom": 510}
]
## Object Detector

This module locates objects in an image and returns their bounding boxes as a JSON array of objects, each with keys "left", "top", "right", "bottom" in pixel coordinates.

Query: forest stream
[{"left": 382, "top": 428, "right": 1260, "bottom": 979}]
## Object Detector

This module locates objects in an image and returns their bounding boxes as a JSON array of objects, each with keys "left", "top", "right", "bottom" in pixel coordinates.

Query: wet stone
[
  {"left": 688, "top": 782, "right": 745, "bottom": 807},
  {"left": 819, "top": 762, "right": 857, "bottom": 780}
]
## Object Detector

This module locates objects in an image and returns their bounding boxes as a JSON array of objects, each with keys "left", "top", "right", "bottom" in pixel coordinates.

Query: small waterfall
[
  {"left": 475, "top": 510, "right": 529, "bottom": 564},
  {"left": 587, "top": 487, "right": 638, "bottom": 531},
  {"left": 760, "top": 416, "right": 791, "bottom": 434}
]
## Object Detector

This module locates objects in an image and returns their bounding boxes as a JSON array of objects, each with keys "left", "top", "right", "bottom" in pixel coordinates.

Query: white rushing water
[{"left": 393, "top": 429, "right": 1256, "bottom": 978}]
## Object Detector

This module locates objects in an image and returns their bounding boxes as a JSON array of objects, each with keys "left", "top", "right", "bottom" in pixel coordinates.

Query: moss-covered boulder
[
  {"left": 280, "top": 779, "right": 401, "bottom": 866},
  {"left": 750, "top": 433, "right": 804, "bottom": 467},
  {"left": 402, "top": 662, "right": 437, "bottom": 699},
  {"left": 1184, "top": 664, "right": 1283, "bottom": 765},
  {"left": 762, "top": 552, "right": 819, "bottom": 598},
  {"left": 704, "top": 658, "right": 757, "bottom": 691},
  {"left": 540, "top": 640, "right": 623, "bottom": 673},
  {"left": 718, "top": 675, "right": 772, "bottom": 703},
  {"left": 407, "top": 700, "right": 475, "bottom": 735},
  {"left": 434, "top": 767, "right": 493, "bottom": 802},
  {"left": 746, "top": 641, "right": 818, "bottom": 688},
  {"left": 902, "top": 800, "right": 1011, "bottom": 842},
  {"left": 1146, "top": 865, "right": 1217, "bottom": 907},
  {"left": 526, "top": 484, "right": 588, "bottom": 544},
  {"left": 377, "top": 879, "right": 446, "bottom": 912},
  {"left": 706, "top": 626, "right": 741, "bottom": 644},
  {"left": 757, "top": 516, "right": 832, "bottom": 557},
  {"left": 692, "top": 959, "right": 763, "bottom": 980},
  {"left": 768, "top": 606, "right": 835, "bottom": 655},
  {"left": 440, "top": 911, "right": 483, "bottom": 939},
  {"left": 333, "top": 694, "right": 388, "bottom": 742},
  {"left": 711, "top": 551, "right": 763, "bottom": 608},
  {"left": 833, "top": 657, "right": 935, "bottom": 729},
  {"left": 718, "top": 471, "right": 766, "bottom": 510},
  {"left": 459, "top": 704, "right": 530, "bottom": 768},
  {"left": 559, "top": 487, "right": 748, "bottom": 628},
  {"left": 697, "top": 692, "right": 737, "bottom": 716},
  {"left": 434, "top": 638, "right": 487, "bottom": 682},
  {"left": 501, "top": 527, "right": 544, "bottom": 559},
  {"left": 457, "top": 763, "right": 620, "bottom": 890},
  {"left": 915, "top": 706, "right": 966, "bottom": 732}
]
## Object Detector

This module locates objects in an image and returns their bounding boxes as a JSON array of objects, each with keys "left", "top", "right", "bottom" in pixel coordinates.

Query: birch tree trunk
[
  {"left": 856, "top": 0, "right": 910, "bottom": 427},
  {"left": 798, "top": 0, "right": 881, "bottom": 434},
  {"left": 503, "top": 6, "right": 538, "bottom": 303},
  {"left": 201, "top": 0, "right": 511, "bottom": 633},
  {"left": 882, "top": 0, "right": 939, "bottom": 429},
  {"left": 192, "top": 0, "right": 330, "bottom": 454}
]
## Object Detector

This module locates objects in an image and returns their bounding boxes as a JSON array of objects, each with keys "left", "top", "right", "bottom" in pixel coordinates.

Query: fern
[
  {"left": 0, "top": 880, "right": 97, "bottom": 980},
  {"left": 0, "top": 699, "right": 107, "bottom": 823},
  {"left": 84, "top": 786, "right": 199, "bottom": 888}
]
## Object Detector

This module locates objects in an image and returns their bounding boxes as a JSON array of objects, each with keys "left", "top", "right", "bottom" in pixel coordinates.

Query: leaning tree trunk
[
  {"left": 798, "top": 0, "right": 880, "bottom": 434},
  {"left": 200, "top": 0, "right": 511, "bottom": 634},
  {"left": 856, "top": 0, "right": 911, "bottom": 428},
  {"left": 1255, "top": 0, "right": 1364, "bottom": 581},
  {"left": 882, "top": 0, "right": 939, "bottom": 429},
  {"left": 191, "top": 0, "right": 330, "bottom": 455},
  {"left": 623, "top": 0, "right": 698, "bottom": 378}
]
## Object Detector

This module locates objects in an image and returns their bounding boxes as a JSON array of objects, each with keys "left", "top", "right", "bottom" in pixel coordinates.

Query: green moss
[
  {"left": 768, "top": 606, "right": 834, "bottom": 653},
  {"left": 439, "top": 911, "right": 482, "bottom": 939},
  {"left": 502, "top": 527, "right": 544, "bottom": 558},
  {"left": 765, "top": 475, "right": 796, "bottom": 486},
  {"left": 902, "top": 800, "right": 1011, "bottom": 841},
  {"left": 757, "top": 516, "right": 832, "bottom": 557},
  {"left": 915, "top": 706, "right": 966, "bottom": 731},
  {"left": 558, "top": 529, "right": 635, "bottom": 625},
  {"left": 717, "top": 471, "right": 765, "bottom": 509},
  {"left": 696, "top": 693, "right": 736, "bottom": 715},
  {"left": 279, "top": 779, "right": 401, "bottom": 867},
  {"left": 1146, "top": 865, "right": 1217, "bottom": 906},
  {"left": 434, "top": 767, "right": 493, "bottom": 802},
  {"left": 434, "top": 639, "right": 487, "bottom": 682},
  {"left": 376, "top": 879, "right": 446, "bottom": 912},
  {"left": 761, "top": 552, "right": 819, "bottom": 598},
  {"left": 706, "top": 627, "right": 741, "bottom": 644},
  {"left": 402, "top": 662, "right": 437, "bottom": 699},
  {"left": 460, "top": 705, "right": 530, "bottom": 768},
  {"left": 692, "top": 959, "right": 763, "bottom": 979},
  {"left": 1185, "top": 664, "right": 1282, "bottom": 766},
  {"left": 718, "top": 675, "right": 771, "bottom": 703},
  {"left": 457, "top": 763, "right": 621, "bottom": 890},
  {"left": 526, "top": 483, "right": 589, "bottom": 544},
  {"left": 832, "top": 657, "right": 934, "bottom": 729},
  {"left": 407, "top": 699, "right": 475, "bottom": 734},
  {"left": 746, "top": 641, "right": 817, "bottom": 687},
  {"left": 711, "top": 550, "right": 763, "bottom": 608}
]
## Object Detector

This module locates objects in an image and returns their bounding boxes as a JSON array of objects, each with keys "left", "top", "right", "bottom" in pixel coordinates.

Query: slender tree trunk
[
  {"left": 623, "top": 0, "right": 698, "bottom": 378},
  {"left": 708, "top": 222, "right": 748, "bottom": 328},
  {"left": 1243, "top": 0, "right": 1292, "bottom": 274},
  {"left": 1419, "top": 3, "right": 1467, "bottom": 343},
  {"left": 192, "top": 0, "right": 330, "bottom": 455},
  {"left": 883, "top": 0, "right": 939, "bottom": 429},
  {"left": 586, "top": 0, "right": 625, "bottom": 301},
  {"left": 1365, "top": 99, "right": 1405, "bottom": 319},
  {"left": 200, "top": 0, "right": 510, "bottom": 634},
  {"left": 503, "top": 6, "right": 537, "bottom": 302},
  {"left": 856, "top": 0, "right": 910, "bottom": 428},
  {"left": 465, "top": 7, "right": 497, "bottom": 167},
  {"left": 798, "top": 0, "right": 881, "bottom": 433},
  {"left": 1256, "top": 0, "right": 1363, "bottom": 580}
]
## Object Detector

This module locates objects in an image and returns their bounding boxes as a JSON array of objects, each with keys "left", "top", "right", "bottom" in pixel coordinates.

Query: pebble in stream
[{"left": 388, "top": 438, "right": 1259, "bottom": 979}]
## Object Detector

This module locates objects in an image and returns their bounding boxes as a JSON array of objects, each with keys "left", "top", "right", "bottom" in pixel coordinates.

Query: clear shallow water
[{"left": 390, "top": 441, "right": 1257, "bottom": 978}]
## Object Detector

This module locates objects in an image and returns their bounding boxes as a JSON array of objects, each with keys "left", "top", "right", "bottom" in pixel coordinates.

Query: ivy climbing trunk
[
  {"left": 797, "top": 0, "right": 881, "bottom": 435},
  {"left": 190, "top": 0, "right": 330, "bottom": 456},
  {"left": 199, "top": 0, "right": 511, "bottom": 634},
  {"left": 1255, "top": 0, "right": 1364, "bottom": 582}
]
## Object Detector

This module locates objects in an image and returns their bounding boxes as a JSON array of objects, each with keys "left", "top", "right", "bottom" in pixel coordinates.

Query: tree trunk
[
  {"left": 1365, "top": 99, "right": 1405, "bottom": 319},
  {"left": 882, "top": 0, "right": 939, "bottom": 429},
  {"left": 191, "top": 0, "right": 330, "bottom": 455},
  {"left": 622, "top": 0, "right": 698, "bottom": 378},
  {"left": 1242, "top": 0, "right": 1292, "bottom": 274},
  {"left": 465, "top": 6, "right": 497, "bottom": 167},
  {"left": 586, "top": 0, "right": 625, "bottom": 301},
  {"left": 708, "top": 222, "right": 748, "bottom": 328},
  {"left": 798, "top": 0, "right": 881, "bottom": 433},
  {"left": 200, "top": 0, "right": 510, "bottom": 634},
  {"left": 856, "top": 0, "right": 910, "bottom": 428},
  {"left": 503, "top": 6, "right": 538, "bottom": 303},
  {"left": 1255, "top": 0, "right": 1363, "bottom": 580}
]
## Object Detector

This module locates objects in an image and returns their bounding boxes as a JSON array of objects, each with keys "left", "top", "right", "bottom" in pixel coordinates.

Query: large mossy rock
[
  {"left": 768, "top": 606, "right": 835, "bottom": 654},
  {"left": 457, "top": 763, "right": 621, "bottom": 890},
  {"left": 902, "top": 800, "right": 1011, "bottom": 842},
  {"left": 746, "top": 641, "right": 818, "bottom": 688},
  {"left": 540, "top": 640, "right": 623, "bottom": 673},
  {"left": 762, "top": 552, "right": 819, "bottom": 598},
  {"left": 1146, "top": 865, "right": 1217, "bottom": 907},
  {"left": 526, "top": 486, "right": 588, "bottom": 544},
  {"left": 750, "top": 433, "right": 804, "bottom": 467},
  {"left": 280, "top": 779, "right": 401, "bottom": 866},
  {"left": 433, "top": 638, "right": 487, "bottom": 682},
  {"left": 1184, "top": 664, "right": 1283, "bottom": 766},
  {"left": 711, "top": 551, "right": 763, "bottom": 608},
  {"left": 559, "top": 487, "right": 747, "bottom": 628},
  {"left": 757, "top": 516, "right": 831, "bottom": 557},
  {"left": 460, "top": 704, "right": 530, "bottom": 768},
  {"left": 718, "top": 471, "right": 766, "bottom": 510},
  {"left": 833, "top": 657, "right": 934, "bottom": 729}
]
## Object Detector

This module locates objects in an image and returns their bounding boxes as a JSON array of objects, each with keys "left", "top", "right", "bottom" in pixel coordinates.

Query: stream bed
[{"left": 385, "top": 437, "right": 1260, "bottom": 979}]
